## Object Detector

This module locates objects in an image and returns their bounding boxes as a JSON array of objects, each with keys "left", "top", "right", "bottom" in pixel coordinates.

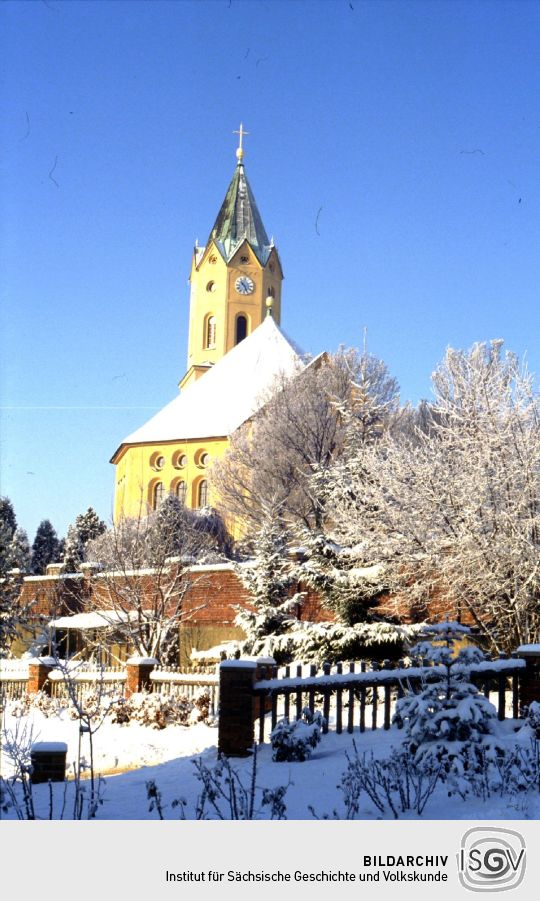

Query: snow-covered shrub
[
  {"left": 8, "top": 695, "right": 32, "bottom": 718},
  {"left": 191, "top": 746, "right": 289, "bottom": 819},
  {"left": 9, "top": 691, "right": 69, "bottom": 719},
  {"left": 66, "top": 690, "right": 108, "bottom": 722},
  {"left": 336, "top": 743, "right": 442, "bottom": 819},
  {"left": 270, "top": 708, "right": 324, "bottom": 762},
  {"left": 109, "top": 692, "right": 194, "bottom": 729},
  {"left": 525, "top": 701, "right": 540, "bottom": 737},
  {"left": 192, "top": 688, "right": 212, "bottom": 723},
  {"left": 393, "top": 622, "right": 500, "bottom": 784},
  {"left": 447, "top": 739, "right": 540, "bottom": 804}
]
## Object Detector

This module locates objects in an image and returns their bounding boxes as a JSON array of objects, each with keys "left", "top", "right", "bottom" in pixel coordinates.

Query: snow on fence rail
[
  {"left": 149, "top": 665, "right": 219, "bottom": 714},
  {"left": 0, "top": 659, "right": 219, "bottom": 710},
  {"left": 252, "top": 656, "right": 526, "bottom": 742},
  {"left": 0, "top": 659, "right": 30, "bottom": 701},
  {"left": 48, "top": 667, "right": 127, "bottom": 703}
]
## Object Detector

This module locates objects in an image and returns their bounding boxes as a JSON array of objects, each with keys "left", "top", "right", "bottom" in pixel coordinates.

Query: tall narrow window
[
  {"left": 205, "top": 316, "right": 216, "bottom": 349},
  {"left": 176, "top": 481, "right": 187, "bottom": 504},
  {"left": 235, "top": 314, "right": 248, "bottom": 345},
  {"left": 152, "top": 482, "right": 164, "bottom": 509},
  {"left": 197, "top": 479, "right": 208, "bottom": 508}
]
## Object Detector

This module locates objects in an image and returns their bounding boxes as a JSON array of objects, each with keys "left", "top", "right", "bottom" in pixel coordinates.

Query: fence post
[
  {"left": 125, "top": 656, "right": 158, "bottom": 697},
  {"left": 27, "top": 656, "right": 56, "bottom": 696},
  {"left": 218, "top": 658, "right": 276, "bottom": 757},
  {"left": 513, "top": 645, "right": 540, "bottom": 713}
]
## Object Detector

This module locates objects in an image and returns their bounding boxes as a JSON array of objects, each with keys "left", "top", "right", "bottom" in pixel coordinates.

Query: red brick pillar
[
  {"left": 27, "top": 657, "right": 56, "bottom": 696},
  {"left": 125, "top": 657, "right": 158, "bottom": 697},
  {"left": 253, "top": 657, "right": 277, "bottom": 719},
  {"left": 219, "top": 659, "right": 276, "bottom": 757},
  {"left": 514, "top": 645, "right": 540, "bottom": 712}
]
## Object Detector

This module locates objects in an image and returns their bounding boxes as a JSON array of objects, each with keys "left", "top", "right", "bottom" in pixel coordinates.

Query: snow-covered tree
[
  {"left": 393, "top": 622, "right": 500, "bottom": 790},
  {"left": 8, "top": 528, "right": 32, "bottom": 573},
  {"left": 234, "top": 503, "right": 304, "bottom": 656},
  {"left": 0, "top": 499, "right": 33, "bottom": 654},
  {"left": 0, "top": 496, "right": 17, "bottom": 538},
  {"left": 30, "top": 520, "right": 60, "bottom": 575},
  {"left": 85, "top": 502, "right": 224, "bottom": 663},
  {"left": 329, "top": 340, "right": 540, "bottom": 653},
  {"left": 62, "top": 507, "right": 106, "bottom": 572},
  {"left": 212, "top": 347, "right": 399, "bottom": 537},
  {"left": 296, "top": 527, "right": 386, "bottom": 625},
  {"left": 0, "top": 521, "right": 24, "bottom": 656}
]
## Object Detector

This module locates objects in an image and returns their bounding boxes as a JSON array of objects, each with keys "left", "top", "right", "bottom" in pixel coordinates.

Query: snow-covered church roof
[{"left": 111, "top": 316, "right": 306, "bottom": 460}]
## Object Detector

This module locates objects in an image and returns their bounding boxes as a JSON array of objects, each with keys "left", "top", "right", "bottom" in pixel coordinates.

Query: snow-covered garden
[
  {"left": 2, "top": 625, "right": 539, "bottom": 821},
  {"left": 2, "top": 698, "right": 539, "bottom": 821}
]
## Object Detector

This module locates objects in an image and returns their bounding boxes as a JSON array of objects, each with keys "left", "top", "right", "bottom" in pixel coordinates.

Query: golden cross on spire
[{"left": 233, "top": 122, "right": 249, "bottom": 162}]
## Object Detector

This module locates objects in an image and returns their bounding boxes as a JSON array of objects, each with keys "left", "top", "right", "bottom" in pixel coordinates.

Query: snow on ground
[{"left": 2, "top": 706, "right": 538, "bottom": 820}]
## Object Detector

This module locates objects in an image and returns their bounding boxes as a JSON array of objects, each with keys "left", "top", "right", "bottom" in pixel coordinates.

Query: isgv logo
[{"left": 458, "top": 828, "right": 526, "bottom": 892}]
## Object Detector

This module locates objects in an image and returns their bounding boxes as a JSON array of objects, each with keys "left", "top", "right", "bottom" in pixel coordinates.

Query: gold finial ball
[
  {"left": 236, "top": 146, "right": 244, "bottom": 161},
  {"left": 265, "top": 295, "right": 273, "bottom": 308}
]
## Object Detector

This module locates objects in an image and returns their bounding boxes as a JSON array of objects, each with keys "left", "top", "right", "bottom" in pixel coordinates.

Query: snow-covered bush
[
  {"left": 192, "top": 688, "right": 212, "bottom": 723},
  {"left": 335, "top": 743, "right": 442, "bottom": 819},
  {"left": 109, "top": 691, "right": 210, "bottom": 729},
  {"left": 525, "top": 701, "right": 540, "bottom": 737},
  {"left": 448, "top": 739, "right": 540, "bottom": 805},
  {"left": 147, "top": 745, "right": 290, "bottom": 820},
  {"left": 393, "top": 622, "right": 500, "bottom": 785},
  {"left": 270, "top": 708, "right": 324, "bottom": 762},
  {"left": 9, "top": 691, "right": 69, "bottom": 719}
]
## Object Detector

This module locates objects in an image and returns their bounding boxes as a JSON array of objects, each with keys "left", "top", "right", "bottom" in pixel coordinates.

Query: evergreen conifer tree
[
  {"left": 61, "top": 507, "right": 106, "bottom": 572},
  {"left": 0, "top": 515, "right": 24, "bottom": 654},
  {"left": 0, "top": 496, "right": 17, "bottom": 540},
  {"left": 31, "top": 520, "right": 60, "bottom": 574},
  {"left": 235, "top": 503, "right": 304, "bottom": 655},
  {"left": 9, "top": 528, "right": 32, "bottom": 573}
]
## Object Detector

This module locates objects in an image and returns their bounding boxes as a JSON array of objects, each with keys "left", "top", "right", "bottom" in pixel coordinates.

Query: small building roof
[{"left": 111, "top": 316, "right": 305, "bottom": 460}]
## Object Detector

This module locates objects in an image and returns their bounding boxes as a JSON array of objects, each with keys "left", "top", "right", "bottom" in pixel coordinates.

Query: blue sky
[{"left": 1, "top": 0, "right": 539, "bottom": 542}]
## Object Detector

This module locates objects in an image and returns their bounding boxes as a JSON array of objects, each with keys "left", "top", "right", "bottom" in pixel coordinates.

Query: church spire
[{"left": 207, "top": 124, "right": 270, "bottom": 264}]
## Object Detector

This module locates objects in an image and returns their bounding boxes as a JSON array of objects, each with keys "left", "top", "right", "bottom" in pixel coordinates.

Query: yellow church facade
[{"left": 111, "top": 130, "right": 299, "bottom": 523}]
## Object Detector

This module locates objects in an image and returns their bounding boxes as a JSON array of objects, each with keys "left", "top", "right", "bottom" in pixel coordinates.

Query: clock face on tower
[{"left": 235, "top": 275, "right": 255, "bottom": 295}]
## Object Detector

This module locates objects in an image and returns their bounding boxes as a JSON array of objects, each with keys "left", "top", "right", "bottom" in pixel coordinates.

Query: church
[{"left": 110, "top": 127, "right": 304, "bottom": 524}]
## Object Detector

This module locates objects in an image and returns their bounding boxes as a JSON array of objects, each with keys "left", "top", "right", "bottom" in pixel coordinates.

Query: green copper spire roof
[{"left": 207, "top": 160, "right": 272, "bottom": 265}]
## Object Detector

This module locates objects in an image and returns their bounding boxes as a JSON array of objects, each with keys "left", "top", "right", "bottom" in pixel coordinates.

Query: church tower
[
  {"left": 111, "top": 128, "right": 299, "bottom": 524},
  {"left": 182, "top": 124, "right": 283, "bottom": 389}
]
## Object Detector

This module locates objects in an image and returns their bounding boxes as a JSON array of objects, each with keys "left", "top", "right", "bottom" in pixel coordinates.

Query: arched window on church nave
[
  {"left": 205, "top": 315, "right": 217, "bottom": 349},
  {"left": 197, "top": 479, "right": 208, "bottom": 508},
  {"left": 175, "top": 480, "right": 187, "bottom": 505},
  {"left": 235, "top": 314, "right": 248, "bottom": 345},
  {"left": 152, "top": 481, "right": 165, "bottom": 510}
]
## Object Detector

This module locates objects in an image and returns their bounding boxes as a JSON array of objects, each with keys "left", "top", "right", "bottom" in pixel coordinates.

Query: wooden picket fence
[{"left": 252, "top": 656, "right": 525, "bottom": 743}]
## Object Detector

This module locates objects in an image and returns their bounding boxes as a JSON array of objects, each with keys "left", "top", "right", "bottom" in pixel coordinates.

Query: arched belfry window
[
  {"left": 235, "top": 314, "right": 248, "bottom": 345},
  {"left": 152, "top": 482, "right": 165, "bottom": 510},
  {"left": 205, "top": 315, "right": 217, "bottom": 349},
  {"left": 197, "top": 479, "right": 208, "bottom": 508}
]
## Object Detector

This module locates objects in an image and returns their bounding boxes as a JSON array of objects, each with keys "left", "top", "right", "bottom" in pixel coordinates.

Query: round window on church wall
[
  {"left": 150, "top": 453, "right": 165, "bottom": 471},
  {"left": 209, "top": 255, "right": 217, "bottom": 264},
  {"left": 195, "top": 450, "right": 210, "bottom": 468},
  {"left": 206, "top": 281, "right": 216, "bottom": 292},
  {"left": 173, "top": 452, "right": 187, "bottom": 469}
]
